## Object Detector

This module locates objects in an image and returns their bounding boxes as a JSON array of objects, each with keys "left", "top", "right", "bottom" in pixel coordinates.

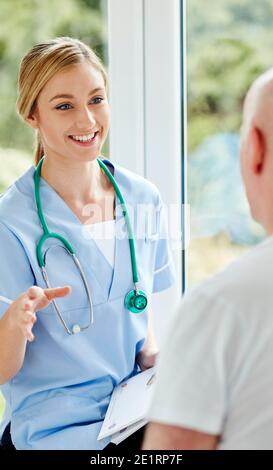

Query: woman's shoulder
[
  {"left": 0, "top": 166, "right": 35, "bottom": 221},
  {"left": 105, "top": 158, "right": 162, "bottom": 206}
]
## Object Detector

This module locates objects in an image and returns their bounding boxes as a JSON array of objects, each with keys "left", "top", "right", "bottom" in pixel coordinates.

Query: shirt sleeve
[
  {"left": 152, "top": 195, "right": 176, "bottom": 293},
  {"left": 148, "top": 287, "right": 240, "bottom": 435},
  {"left": 0, "top": 221, "right": 35, "bottom": 319}
]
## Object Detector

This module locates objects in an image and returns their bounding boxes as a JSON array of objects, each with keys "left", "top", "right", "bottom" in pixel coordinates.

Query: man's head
[{"left": 240, "top": 69, "right": 273, "bottom": 234}]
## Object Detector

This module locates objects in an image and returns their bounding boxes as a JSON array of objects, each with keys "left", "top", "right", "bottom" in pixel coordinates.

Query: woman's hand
[
  {"left": 137, "top": 305, "right": 159, "bottom": 371},
  {"left": 7, "top": 286, "right": 71, "bottom": 342},
  {"left": 136, "top": 347, "right": 159, "bottom": 371}
]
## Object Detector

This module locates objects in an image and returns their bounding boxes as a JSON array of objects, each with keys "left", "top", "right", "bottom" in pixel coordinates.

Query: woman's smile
[{"left": 68, "top": 131, "right": 100, "bottom": 147}]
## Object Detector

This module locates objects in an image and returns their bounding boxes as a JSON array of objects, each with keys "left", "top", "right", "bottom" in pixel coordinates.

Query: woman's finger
[
  {"left": 22, "top": 300, "right": 34, "bottom": 311},
  {"left": 27, "top": 286, "right": 44, "bottom": 300},
  {"left": 23, "top": 311, "right": 37, "bottom": 325},
  {"left": 25, "top": 326, "right": 34, "bottom": 342},
  {"left": 44, "top": 286, "right": 71, "bottom": 301},
  {"left": 24, "top": 286, "right": 71, "bottom": 312}
]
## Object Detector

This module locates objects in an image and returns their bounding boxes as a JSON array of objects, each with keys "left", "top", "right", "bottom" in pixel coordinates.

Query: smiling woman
[
  {"left": 26, "top": 61, "right": 109, "bottom": 166},
  {"left": 46, "top": 78, "right": 107, "bottom": 149},
  {"left": 0, "top": 36, "right": 176, "bottom": 451}
]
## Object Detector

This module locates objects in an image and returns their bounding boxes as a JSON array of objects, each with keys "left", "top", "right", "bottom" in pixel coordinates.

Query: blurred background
[
  {"left": 0, "top": 0, "right": 273, "bottom": 423},
  {"left": 187, "top": 0, "right": 270, "bottom": 286}
]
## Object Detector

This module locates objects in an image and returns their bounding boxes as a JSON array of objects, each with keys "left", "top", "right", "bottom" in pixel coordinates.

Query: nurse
[{"left": 0, "top": 37, "right": 176, "bottom": 450}]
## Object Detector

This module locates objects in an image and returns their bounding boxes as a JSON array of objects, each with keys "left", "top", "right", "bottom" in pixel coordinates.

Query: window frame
[{"left": 108, "top": 0, "right": 185, "bottom": 343}]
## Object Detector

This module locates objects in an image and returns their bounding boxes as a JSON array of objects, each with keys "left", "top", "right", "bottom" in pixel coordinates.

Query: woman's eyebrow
[{"left": 49, "top": 87, "right": 104, "bottom": 102}]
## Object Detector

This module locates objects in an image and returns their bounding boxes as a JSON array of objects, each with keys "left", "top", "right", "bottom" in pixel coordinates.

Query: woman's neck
[
  {"left": 41, "top": 155, "right": 109, "bottom": 205},
  {"left": 40, "top": 155, "right": 116, "bottom": 224}
]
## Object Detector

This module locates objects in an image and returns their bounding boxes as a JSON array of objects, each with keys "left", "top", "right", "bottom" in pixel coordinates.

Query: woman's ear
[
  {"left": 25, "top": 112, "right": 39, "bottom": 130},
  {"left": 249, "top": 126, "right": 265, "bottom": 174}
]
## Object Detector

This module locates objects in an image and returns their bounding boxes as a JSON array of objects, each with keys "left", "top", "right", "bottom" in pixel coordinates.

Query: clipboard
[{"left": 97, "top": 367, "right": 156, "bottom": 444}]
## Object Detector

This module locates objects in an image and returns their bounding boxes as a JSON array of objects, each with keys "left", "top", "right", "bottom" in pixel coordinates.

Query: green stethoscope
[{"left": 34, "top": 156, "right": 148, "bottom": 335}]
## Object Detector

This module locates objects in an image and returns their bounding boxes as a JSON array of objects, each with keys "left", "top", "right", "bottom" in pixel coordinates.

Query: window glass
[{"left": 187, "top": 0, "right": 269, "bottom": 286}]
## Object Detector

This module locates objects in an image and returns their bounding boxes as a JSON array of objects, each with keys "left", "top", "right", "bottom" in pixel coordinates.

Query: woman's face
[{"left": 27, "top": 61, "right": 110, "bottom": 163}]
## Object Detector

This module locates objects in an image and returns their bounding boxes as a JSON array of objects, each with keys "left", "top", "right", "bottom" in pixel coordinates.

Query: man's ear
[{"left": 249, "top": 126, "right": 265, "bottom": 174}]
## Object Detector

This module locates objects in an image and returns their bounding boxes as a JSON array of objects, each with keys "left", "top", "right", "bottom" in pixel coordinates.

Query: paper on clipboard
[
  {"left": 110, "top": 418, "right": 147, "bottom": 445},
  {"left": 97, "top": 367, "right": 156, "bottom": 442}
]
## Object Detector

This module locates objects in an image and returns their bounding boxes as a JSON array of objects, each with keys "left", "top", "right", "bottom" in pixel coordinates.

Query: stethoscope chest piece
[{"left": 125, "top": 289, "right": 148, "bottom": 314}]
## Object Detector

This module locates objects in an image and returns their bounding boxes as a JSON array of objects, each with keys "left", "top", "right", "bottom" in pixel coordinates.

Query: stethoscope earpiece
[{"left": 125, "top": 289, "right": 148, "bottom": 314}]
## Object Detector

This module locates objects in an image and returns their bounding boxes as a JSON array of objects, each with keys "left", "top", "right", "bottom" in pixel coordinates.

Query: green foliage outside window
[{"left": 188, "top": 0, "right": 273, "bottom": 151}]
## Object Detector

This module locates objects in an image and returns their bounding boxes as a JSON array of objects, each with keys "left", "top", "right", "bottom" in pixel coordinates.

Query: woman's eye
[
  {"left": 56, "top": 103, "right": 71, "bottom": 111},
  {"left": 92, "top": 97, "right": 104, "bottom": 104},
  {"left": 56, "top": 97, "right": 104, "bottom": 111}
]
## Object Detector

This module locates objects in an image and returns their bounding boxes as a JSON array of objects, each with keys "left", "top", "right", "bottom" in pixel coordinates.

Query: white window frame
[{"left": 108, "top": 0, "right": 184, "bottom": 344}]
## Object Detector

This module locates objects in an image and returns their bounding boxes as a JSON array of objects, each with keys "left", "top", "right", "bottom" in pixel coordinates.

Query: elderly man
[{"left": 143, "top": 69, "right": 273, "bottom": 450}]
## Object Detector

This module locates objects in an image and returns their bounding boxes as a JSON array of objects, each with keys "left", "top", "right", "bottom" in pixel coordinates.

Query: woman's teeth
[{"left": 70, "top": 132, "right": 97, "bottom": 142}]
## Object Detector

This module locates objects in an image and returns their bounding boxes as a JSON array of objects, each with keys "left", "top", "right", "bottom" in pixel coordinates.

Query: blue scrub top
[{"left": 0, "top": 158, "right": 176, "bottom": 450}]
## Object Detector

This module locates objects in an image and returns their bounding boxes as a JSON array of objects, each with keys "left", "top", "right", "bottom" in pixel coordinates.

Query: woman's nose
[{"left": 76, "top": 108, "right": 96, "bottom": 128}]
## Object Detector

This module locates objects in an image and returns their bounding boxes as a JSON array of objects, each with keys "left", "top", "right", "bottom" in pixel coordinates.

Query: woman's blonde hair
[{"left": 16, "top": 37, "right": 108, "bottom": 165}]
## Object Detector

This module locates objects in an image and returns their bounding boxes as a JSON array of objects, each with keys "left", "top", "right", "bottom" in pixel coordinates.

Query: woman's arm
[{"left": 0, "top": 286, "right": 70, "bottom": 385}]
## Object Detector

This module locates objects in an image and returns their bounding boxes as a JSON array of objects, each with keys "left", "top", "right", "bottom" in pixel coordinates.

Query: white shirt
[
  {"left": 82, "top": 219, "right": 116, "bottom": 268},
  {"left": 148, "top": 235, "right": 273, "bottom": 450}
]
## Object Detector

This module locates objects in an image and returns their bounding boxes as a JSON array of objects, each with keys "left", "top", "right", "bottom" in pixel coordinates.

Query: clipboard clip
[{"left": 146, "top": 373, "right": 156, "bottom": 387}]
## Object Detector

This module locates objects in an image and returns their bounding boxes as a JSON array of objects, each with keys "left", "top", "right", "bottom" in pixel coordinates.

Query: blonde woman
[{"left": 0, "top": 37, "right": 175, "bottom": 450}]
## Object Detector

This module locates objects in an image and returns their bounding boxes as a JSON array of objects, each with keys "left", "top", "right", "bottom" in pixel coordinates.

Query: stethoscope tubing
[{"left": 34, "top": 156, "right": 147, "bottom": 334}]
